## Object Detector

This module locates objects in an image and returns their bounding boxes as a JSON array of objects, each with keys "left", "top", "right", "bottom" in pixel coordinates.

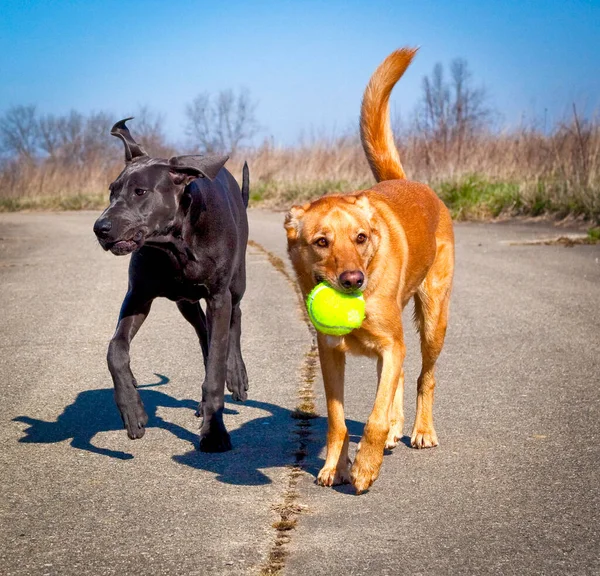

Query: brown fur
[{"left": 285, "top": 48, "right": 455, "bottom": 493}]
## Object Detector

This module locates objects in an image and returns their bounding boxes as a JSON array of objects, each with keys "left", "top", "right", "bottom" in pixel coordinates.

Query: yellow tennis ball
[{"left": 306, "top": 282, "right": 365, "bottom": 336}]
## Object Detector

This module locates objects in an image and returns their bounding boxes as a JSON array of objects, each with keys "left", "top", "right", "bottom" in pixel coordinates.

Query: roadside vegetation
[{"left": 1, "top": 61, "right": 598, "bottom": 224}]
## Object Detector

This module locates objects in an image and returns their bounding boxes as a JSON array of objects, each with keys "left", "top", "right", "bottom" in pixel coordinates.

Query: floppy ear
[
  {"left": 111, "top": 118, "right": 148, "bottom": 163},
  {"left": 168, "top": 154, "right": 229, "bottom": 183},
  {"left": 284, "top": 205, "right": 306, "bottom": 242}
]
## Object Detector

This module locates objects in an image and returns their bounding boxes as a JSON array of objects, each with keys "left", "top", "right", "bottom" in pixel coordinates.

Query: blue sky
[{"left": 0, "top": 0, "right": 598, "bottom": 146}]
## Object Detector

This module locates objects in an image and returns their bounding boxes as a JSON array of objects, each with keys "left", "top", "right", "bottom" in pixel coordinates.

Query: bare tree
[
  {"left": 185, "top": 88, "right": 259, "bottom": 155},
  {"left": 0, "top": 105, "right": 39, "bottom": 160},
  {"left": 421, "top": 63, "right": 450, "bottom": 148},
  {"left": 82, "top": 111, "right": 119, "bottom": 165},
  {"left": 38, "top": 114, "right": 61, "bottom": 158},
  {"left": 450, "top": 59, "right": 490, "bottom": 162},
  {"left": 0, "top": 105, "right": 170, "bottom": 167},
  {"left": 38, "top": 110, "right": 84, "bottom": 161},
  {"left": 416, "top": 58, "right": 491, "bottom": 166},
  {"left": 38, "top": 110, "right": 116, "bottom": 165}
]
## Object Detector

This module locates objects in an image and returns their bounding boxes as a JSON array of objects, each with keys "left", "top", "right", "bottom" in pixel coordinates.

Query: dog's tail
[
  {"left": 241, "top": 161, "right": 249, "bottom": 208},
  {"left": 360, "top": 47, "right": 418, "bottom": 182}
]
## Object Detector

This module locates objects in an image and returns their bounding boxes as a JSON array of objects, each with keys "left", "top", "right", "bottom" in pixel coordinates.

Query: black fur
[{"left": 93, "top": 118, "right": 249, "bottom": 452}]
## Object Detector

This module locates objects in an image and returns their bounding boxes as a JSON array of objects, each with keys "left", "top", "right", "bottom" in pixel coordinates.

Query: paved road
[{"left": 1, "top": 210, "right": 599, "bottom": 575}]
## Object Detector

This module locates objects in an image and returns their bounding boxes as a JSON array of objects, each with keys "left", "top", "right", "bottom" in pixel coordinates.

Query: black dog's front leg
[
  {"left": 108, "top": 293, "right": 152, "bottom": 439},
  {"left": 199, "top": 290, "right": 233, "bottom": 452}
]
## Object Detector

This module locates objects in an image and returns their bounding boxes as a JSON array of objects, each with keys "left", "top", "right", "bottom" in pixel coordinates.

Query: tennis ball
[{"left": 306, "top": 282, "right": 365, "bottom": 336}]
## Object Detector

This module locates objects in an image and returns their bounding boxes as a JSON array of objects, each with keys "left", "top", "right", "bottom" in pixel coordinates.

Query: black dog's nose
[
  {"left": 339, "top": 270, "right": 364, "bottom": 290},
  {"left": 93, "top": 218, "right": 112, "bottom": 238}
]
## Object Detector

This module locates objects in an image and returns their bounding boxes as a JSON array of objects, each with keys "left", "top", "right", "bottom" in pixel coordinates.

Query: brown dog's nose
[
  {"left": 93, "top": 218, "right": 112, "bottom": 238},
  {"left": 339, "top": 270, "right": 364, "bottom": 290}
]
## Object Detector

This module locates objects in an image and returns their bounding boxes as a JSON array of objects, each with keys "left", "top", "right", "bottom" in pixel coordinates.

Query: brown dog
[{"left": 284, "top": 48, "right": 455, "bottom": 493}]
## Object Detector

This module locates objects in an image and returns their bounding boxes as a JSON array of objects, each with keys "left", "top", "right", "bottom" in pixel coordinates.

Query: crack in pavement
[{"left": 248, "top": 241, "right": 319, "bottom": 575}]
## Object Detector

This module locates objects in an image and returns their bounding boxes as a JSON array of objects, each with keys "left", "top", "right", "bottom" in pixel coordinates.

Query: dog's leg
[
  {"left": 226, "top": 301, "right": 249, "bottom": 402},
  {"left": 108, "top": 293, "right": 153, "bottom": 439},
  {"left": 352, "top": 337, "right": 405, "bottom": 493},
  {"left": 177, "top": 300, "right": 211, "bottom": 418},
  {"left": 385, "top": 364, "right": 405, "bottom": 449},
  {"left": 198, "top": 290, "right": 233, "bottom": 452},
  {"left": 411, "top": 287, "right": 450, "bottom": 449},
  {"left": 317, "top": 336, "right": 351, "bottom": 486},
  {"left": 411, "top": 237, "right": 453, "bottom": 449},
  {"left": 226, "top": 263, "right": 248, "bottom": 402},
  {"left": 361, "top": 362, "right": 404, "bottom": 450},
  {"left": 177, "top": 301, "right": 210, "bottom": 368}
]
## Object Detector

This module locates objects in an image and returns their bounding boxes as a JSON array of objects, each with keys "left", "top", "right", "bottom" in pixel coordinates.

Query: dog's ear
[
  {"left": 354, "top": 193, "right": 375, "bottom": 218},
  {"left": 167, "top": 155, "right": 229, "bottom": 184},
  {"left": 355, "top": 193, "right": 381, "bottom": 247},
  {"left": 284, "top": 205, "right": 308, "bottom": 242},
  {"left": 111, "top": 118, "right": 148, "bottom": 163}
]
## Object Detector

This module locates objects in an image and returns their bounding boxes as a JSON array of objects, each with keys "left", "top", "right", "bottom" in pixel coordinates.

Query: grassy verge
[
  {"left": 0, "top": 193, "right": 107, "bottom": 212},
  {"left": 249, "top": 173, "right": 600, "bottom": 225},
  {"left": 436, "top": 176, "right": 522, "bottom": 220},
  {"left": 1, "top": 174, "right": 598, "bottom": 227},
  {"left": 436, "top": 175, "right": 599, "bottom": 222},
  {"left": 588, "top": 227, "right": 600, "bottom": 241}
]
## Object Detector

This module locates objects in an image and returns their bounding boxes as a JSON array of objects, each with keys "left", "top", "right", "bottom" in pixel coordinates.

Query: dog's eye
[
  {"left": 134, "top": 188, "right": 147, "bottom": 196},
  {"left": 314, "top": 237, "right": 329, "bottom": 248},
  {"left": 356, "top": 233, "right": 368, "bottom": 244}
]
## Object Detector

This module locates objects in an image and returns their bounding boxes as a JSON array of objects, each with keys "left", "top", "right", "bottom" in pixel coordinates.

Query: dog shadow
[
  {"left": 12, "top": 374, "right": 199, "bottom": 461},
  {"left": 172, "top": 402, "right": 372, "bottom": 486},
  {"left": 12, "top": 374, "right": 409, "bottom": 489}
]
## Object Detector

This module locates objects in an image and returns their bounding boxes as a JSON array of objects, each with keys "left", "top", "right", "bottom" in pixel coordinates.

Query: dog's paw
[
  {"left": 384, "top": 422, "right": 403, "bottom": 449},
  {"left": 226, "top": 355, "right": 249, "bottom": 402},
  {"left": 199, "top": 430, "right": 232, "bottom": 452},
  {"left": 351, "top": 444, "right": 384, "bottom": 494},
  {"left": 199, "top": 414, "right": 232, "bottom": 452},
  {"left": 410, "top": 427, "right": 439, "bottom": 449},
  {"left": 317, "top": 462, "right": 351, "bottom": 486},
  {"left": 227, "top": 384, "right": 248, "bottom": 402},
  {"left": 115, "top": 387, "right": 148, "bottom": 440},
  {"left": 118, "top": 400, "right": 148, "bottom": 440}
]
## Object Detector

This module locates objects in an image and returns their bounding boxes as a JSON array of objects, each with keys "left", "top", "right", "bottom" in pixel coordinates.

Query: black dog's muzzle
[{"left": 93, "top": 216, "right": 145, "bottom": 255}]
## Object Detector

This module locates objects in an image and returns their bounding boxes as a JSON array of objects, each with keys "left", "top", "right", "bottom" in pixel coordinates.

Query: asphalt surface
[{"left": 1, "top": 209, "right": 599, "bottom": 575}]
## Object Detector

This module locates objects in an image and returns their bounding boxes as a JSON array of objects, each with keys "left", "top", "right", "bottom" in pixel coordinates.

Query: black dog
[{"left": 93, "top": 118, "right": 249, "bottom": 452}]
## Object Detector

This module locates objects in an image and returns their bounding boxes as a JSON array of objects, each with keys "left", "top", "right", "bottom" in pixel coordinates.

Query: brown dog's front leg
[
  {"left": 317, "top": 336, "right": 351, "bottom": 486},
  {"left": 351, "top": 340, "right": 405, "bottom": 493}
]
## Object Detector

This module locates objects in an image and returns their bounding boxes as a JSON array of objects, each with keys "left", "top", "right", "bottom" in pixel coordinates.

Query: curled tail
[
  {"left": 241, "top": 161, "right": 249, "bottom": 208},
  {"left": 360, "top": 47, "right": 418, "bottom": 182}
]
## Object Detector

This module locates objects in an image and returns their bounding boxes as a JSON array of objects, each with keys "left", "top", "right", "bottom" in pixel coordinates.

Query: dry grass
[
  {"left": 228, "top": 135, "right": 373, "bottom": 207},
  {"left": 0, "top": 155, "right": 120, "bottom": 212},
  {"left": 1, "top": 116, "right": 599, "bottom": 222},
  {"left": 225, "top": 115, "right": 600, "bottom": 222}
]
